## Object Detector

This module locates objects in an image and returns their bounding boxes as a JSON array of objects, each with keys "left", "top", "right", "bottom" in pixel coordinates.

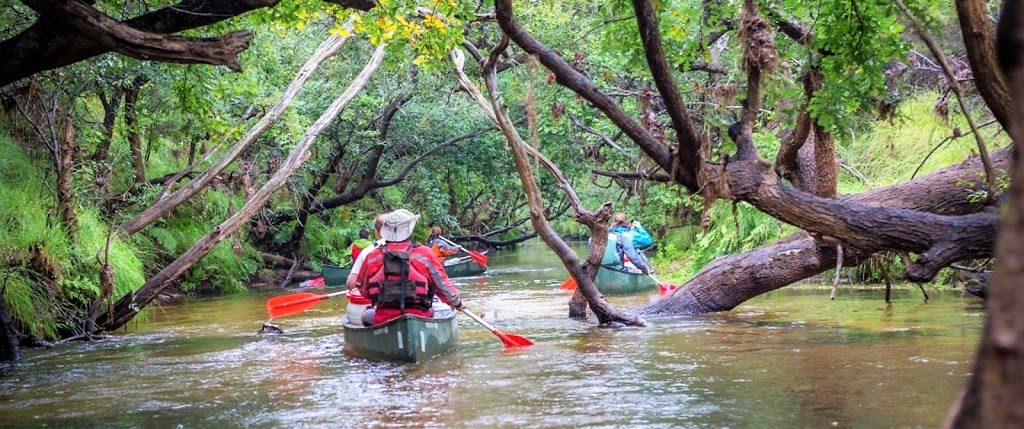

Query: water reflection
[{"left": 0, "top": 241, "right": 982, "bottom": 427}]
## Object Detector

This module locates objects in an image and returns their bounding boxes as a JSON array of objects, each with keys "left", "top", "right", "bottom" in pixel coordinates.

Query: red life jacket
[{"left": 365, "top": 243, "right": 433, "bottom": 311}]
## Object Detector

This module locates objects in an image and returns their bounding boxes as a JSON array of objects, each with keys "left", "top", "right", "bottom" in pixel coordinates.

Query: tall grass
[
  {"left": 837, "top": 93, "right": 1011, "bottom": 194},
  {"left": 0, "top": 134, "right": 147, "bottom": 338}
]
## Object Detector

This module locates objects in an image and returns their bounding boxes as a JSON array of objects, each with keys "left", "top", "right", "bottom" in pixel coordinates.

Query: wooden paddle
[
  {"left": 460, "top": 308, "right": 534, "bottom": 348},
  {"left": 266, "top": 291, "right": 347, "bottom": 318},
  {"left": 438, "top": 236, "right": 488, "bottom": 266}
]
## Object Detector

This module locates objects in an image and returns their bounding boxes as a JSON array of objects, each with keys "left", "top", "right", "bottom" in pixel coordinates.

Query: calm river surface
[{"left": 1, "top": 241, "right": 983, "bottom": 427}]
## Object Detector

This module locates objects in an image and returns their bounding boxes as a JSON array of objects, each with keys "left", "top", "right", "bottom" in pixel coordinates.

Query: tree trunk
[
  {"left": 804, "top": 69, "right": 836, "bottom": 199},
  {"left": 95, "top": 44, "right": 386, "bottom": 332},
  {"left": 638, "top": 148, "right": 1009, "bottom": 315},
  {"left": 91, "top": 86, "right": 122, "bottom": 192},
  {"left": 948, "top": 3, "right": 1024, "bottom": 426},
  {"left": 123, "top": 75, "right": 147, "bottom": 183},
  {"left": 0, "top": 287, "right": 22, "bottom": 362},
  {"left": 57, "top": 115, "right": 78, "bottom": 238},
  {"left": 287, "top": 141, "right": 347, "bottom": 250},
  {"left": 811, "top": 124, "right": 836, "bottom": 198},
  {"left": 457, "top": 45, "right": 642, "bottom": 325},
  {"left": 118, "top": 30, "right": 353, "bottom": 236},
  {"left": 955, "top": 0, "right": 1013, "bottom": 130},
  {"left": 92, "top": 86, "right": 122, "bottom": 161}
]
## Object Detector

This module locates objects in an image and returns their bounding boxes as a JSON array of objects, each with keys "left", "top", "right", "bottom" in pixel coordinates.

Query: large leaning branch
[
  {"left": 96, "top": 43, "right": 386, "bottom": 332},
  {"left": 492, "top": 0, "right": 684, "bottom": 190},
  {"left": 120, "top": 29, "right": 353, "bottom": 236},
  {"left": 455, "top": 43, "right": 643, "bottom": 326},
  {"left": 631, "top": 0, "right": 706, "bottom": 183},
  {"left": 639, "top": 148, "right": 1009, "bottom": 315},
  {"left": 954, "top": 0, "right": 1013, "bottom": 131}
]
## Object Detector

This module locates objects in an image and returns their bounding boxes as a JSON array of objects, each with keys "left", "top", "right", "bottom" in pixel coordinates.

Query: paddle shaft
[
  {"left": 438, "top": 236, "right": 472, "bottom": 254},
  {"left": 439, "top": 236, "right": 487, "bottom": 266},
  {"left": 460, "top": 308, "right": 499, "bottom": 333}
]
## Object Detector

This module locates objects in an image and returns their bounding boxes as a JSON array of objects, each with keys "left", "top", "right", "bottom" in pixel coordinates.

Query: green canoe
[
  {"left": 594, "top": 265, "right": 658, "bottom": 295},
  {"left": 343, "top": 314, "right": 458, "bottom": 363},
  {"left": 443, "top": 256, "right": 487, "bottom": 278},
  {"left": 322, "top": 263, "right": 353, "bottom": 286}
]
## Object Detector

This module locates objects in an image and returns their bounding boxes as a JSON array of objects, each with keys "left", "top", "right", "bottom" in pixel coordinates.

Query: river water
[{"left": 1, "top": 241, "right": 983, "bottom": 427}]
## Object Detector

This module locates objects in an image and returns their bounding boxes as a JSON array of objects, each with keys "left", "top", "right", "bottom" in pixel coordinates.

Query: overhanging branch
[{"left": 23, "top": 0, "right": 252, "bottom": 70}]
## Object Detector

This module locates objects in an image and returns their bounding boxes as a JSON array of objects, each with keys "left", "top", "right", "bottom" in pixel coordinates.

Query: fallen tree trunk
[
  {"left": 96, "top": 44, "right": 386, "bottom": 332},
  {"left": 258, "top": 251, "right": 315, "bottom": 270},
  {"left": 637, "top": 148, "right": 1009, "bottom": 315}
]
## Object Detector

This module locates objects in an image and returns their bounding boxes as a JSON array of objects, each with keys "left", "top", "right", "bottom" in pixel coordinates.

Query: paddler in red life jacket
[{"left": 356, "top": 209, "right": 463, "bottom": 326}]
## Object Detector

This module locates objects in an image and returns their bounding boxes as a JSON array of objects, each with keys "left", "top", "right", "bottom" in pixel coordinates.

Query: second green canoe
[
  {"left": 322, "top": 263, "right": 353, "bottom": 286},
  {"left": 443, "top": 256, "right": 487, "bottom": 278},
  {"left": 595, "top": 265, "right": 658, "bottom": 295}
]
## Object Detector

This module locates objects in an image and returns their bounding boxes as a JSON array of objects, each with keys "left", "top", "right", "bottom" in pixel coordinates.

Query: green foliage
[
  {"left": 684, "top": 201, "right": 788, "bottom": 276},
  {"left": 138, "top": 190, "right": 261, "bottom": 294},
  {"left": 0, "top": 134, "right": 149, "bottom": 339}
]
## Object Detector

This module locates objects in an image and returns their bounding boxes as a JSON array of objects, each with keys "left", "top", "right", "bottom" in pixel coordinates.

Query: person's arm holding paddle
[{"left": 411, "top": 248, "right": 463, "bottom": 311}]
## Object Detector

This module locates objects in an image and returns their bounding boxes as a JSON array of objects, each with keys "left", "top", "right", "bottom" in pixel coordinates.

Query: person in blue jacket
[{"left": 607, "top": 212, "right": 655, "bottom": 274}]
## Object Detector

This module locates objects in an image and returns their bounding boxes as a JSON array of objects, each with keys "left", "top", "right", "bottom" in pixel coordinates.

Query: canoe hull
[
  {"left": 444, "top": 259, "right": 487, "bottom": 278},
  {"left": 343, "top": 314, "right": 458, "bottom": 363},
  {"left": 322, "top": 264, "right": 353, "bottom": 286},
  {"left": 595, "top": 266, "right": 658, "bottom": 295}
]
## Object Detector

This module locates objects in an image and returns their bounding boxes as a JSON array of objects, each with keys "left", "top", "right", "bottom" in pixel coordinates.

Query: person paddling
[
  {"left": 426, "top": 226, "right": 459, "bottom": 258},
  {"left": 356, "top": 209, "right": 463, "bottom": 326},
  {"left": 350, "top": 227, "right": 373, "bottom": 261},
  {"left": 346, "top": 214, "right": 387, "bottom": 291},
  {"left": 607, "top": 212, "right": 655, "bottom": 274}
]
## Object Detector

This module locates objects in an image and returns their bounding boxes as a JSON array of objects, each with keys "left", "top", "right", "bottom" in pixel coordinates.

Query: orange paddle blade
[
  {"left": 468, "top": 250, "right": 488, "bottom": 266},
  {"left": 460, "top": 309, "right": 534, "bottom": 349},
  {"left": 658, "top": 283, "right": 678, "bottom": 296},
  {"left": 495, "top": 331, "right": 534, "bottom": 348},
  {"left": 266, "top": 292, "right": 330, "bottom": 318},
  {"left": 559, "top": 277, "right": 577, "bottom": 291}
]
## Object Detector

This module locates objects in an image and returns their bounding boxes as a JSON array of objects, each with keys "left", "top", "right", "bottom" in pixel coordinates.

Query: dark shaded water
[{"left": 0, "top": 242, "right": 983, "bottom": 427}]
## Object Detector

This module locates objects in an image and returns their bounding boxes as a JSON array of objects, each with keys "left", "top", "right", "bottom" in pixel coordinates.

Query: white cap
[{"left": 380, "top": 209, "right": 420, "bottom": 242}]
